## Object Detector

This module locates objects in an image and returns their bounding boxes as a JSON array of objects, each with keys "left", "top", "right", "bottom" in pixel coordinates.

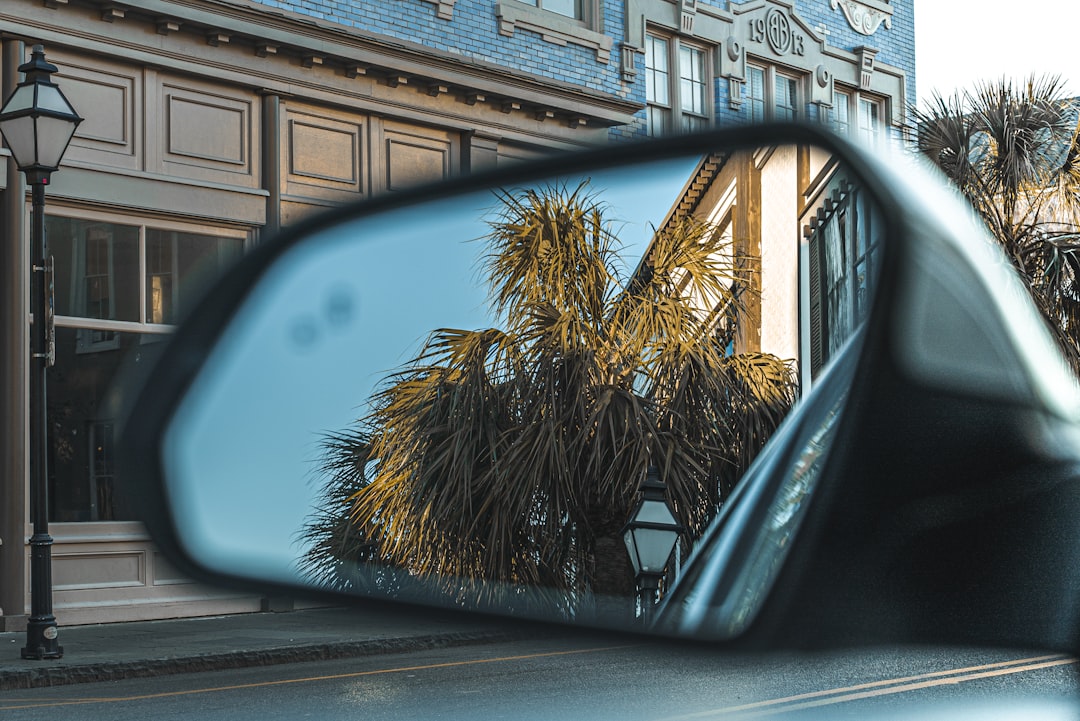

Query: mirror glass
[{"left": 160, "top": 141, "right": 882, "bottom": 631}]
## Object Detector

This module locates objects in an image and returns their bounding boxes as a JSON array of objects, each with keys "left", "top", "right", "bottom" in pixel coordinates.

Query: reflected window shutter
[{"left": 809, "top": 233, "right": 823, "bottom": 377}]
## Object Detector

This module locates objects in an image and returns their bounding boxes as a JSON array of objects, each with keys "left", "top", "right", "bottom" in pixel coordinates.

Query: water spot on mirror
[
  {"left": 325, "top": 285, "right": 355, "bottom": 328},
  {"left": 290, "top": 316, "right": 320, "bottom": 349}
]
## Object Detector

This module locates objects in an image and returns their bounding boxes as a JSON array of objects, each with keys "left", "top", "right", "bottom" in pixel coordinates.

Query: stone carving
[
  {"left": 748, "top": 7, "right": 806, "bottom": 57},
  {"left": 830, "top": 0, "right": 891, "bottom": 36}
]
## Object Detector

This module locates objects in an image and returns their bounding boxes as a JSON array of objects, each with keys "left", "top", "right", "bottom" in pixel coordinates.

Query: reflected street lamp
[
  {"left": 622, "top": 465, "right": 683, "bottom": 624},
  {"left": 0, "top": 44, "right": 82, "bottom": 660}
]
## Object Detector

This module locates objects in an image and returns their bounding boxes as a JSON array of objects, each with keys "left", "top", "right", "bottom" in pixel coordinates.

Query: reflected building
[
  {"left": 0, "top": 0, "right": 911, "bottom": 626},
  {"left": 656, "top": 145, "right": 880, "bottom": 392}
]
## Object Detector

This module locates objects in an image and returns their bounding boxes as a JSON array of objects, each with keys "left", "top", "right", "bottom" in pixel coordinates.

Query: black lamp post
[
  {"left": 0, "top": 44, "right": 82, "bottom": 660},
  {"left": 622, "top": 465, "right": 683, "bottom": 624}
]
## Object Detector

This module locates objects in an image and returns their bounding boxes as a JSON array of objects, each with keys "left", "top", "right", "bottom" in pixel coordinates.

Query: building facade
[
  {"left": 659, "top": 143, "right": 881, "bottom": 399},
  {"left": 0, "top": 0, "right": 913, "bottom": 628}
]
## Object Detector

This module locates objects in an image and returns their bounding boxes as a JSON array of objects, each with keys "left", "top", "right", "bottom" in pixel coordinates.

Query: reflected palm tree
[{"left": 300, "top": 180, "right": 797, "bottom": 616}]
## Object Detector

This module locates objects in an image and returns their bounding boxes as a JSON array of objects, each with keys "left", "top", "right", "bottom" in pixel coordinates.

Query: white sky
[{"left": 914, "top": 1, "right": 1078, "bottom": 103}]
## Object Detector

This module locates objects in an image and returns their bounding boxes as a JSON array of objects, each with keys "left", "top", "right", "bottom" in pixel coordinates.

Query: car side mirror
[{"left": 119, "top": 123, "right": 1080, "bottom": 654}]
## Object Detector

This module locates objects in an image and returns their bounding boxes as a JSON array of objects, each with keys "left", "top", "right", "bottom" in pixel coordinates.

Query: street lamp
[
  {"left": 622, "top": 465, "right": 683, "bottom": 624},
  {"left": 0, "top": 44, "right": 82, "bottom": 660}
]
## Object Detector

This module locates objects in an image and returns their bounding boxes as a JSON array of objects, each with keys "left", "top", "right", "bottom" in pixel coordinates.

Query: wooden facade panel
[
  {"left": 158, "top": 78, "right": 258, "bottom": 187},
  {"left": 41, "top": 526, "right": 260, "bottom": 622},
  {"left": 166, "top": 94, "right": 246, "bottom": 165},
  {"left": 383, "top": 124, "right": 454, "bottom": 192},
  {"left": 290, "top": 121, "right": 358, "bottom": 184},
  {"left": 284, "top": 106, "right": 365, "bottom": 200},
  {"left": 53, "top": 551, "right": 145, "bottom": 590},
  {"left": 50, "top": 53, "right": 140, "bottom": 171}
]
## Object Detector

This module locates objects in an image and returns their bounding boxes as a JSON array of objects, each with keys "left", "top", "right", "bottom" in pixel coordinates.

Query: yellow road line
[
  {"left": 657, "top": 654, "right": 1076, "bottom": 720},
  {"left": 0, "top": 644, "right": 633, "bottom": 711}
]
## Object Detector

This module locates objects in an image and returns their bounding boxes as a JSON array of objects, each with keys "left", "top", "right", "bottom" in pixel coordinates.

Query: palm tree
[
  {"left": 300, "top": 180, "right": 798, "bottom": 616},
  {"left": 912, "top": 75, "right": 1080, "bottom": 371}
]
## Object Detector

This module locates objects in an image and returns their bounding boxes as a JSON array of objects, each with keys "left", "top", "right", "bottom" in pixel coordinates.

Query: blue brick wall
[
  {"left": 249, "top": 0, "right": 914, "bottom": 144},
  {"left": 246, "top": 0, "right": 626, "bottom": 96}
]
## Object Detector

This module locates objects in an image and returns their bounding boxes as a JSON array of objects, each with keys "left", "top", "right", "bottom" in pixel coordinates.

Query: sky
[{"left": 914, "top": 2, "right": 1078, "bottom": 103}]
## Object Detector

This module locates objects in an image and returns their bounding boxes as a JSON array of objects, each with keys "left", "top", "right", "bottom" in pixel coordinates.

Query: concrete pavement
[{"left": 0, "top": 605, "right": 519, "bottom": 690}]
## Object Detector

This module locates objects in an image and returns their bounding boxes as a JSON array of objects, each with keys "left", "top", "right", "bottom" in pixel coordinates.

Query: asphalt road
[{"left": 1, "top": 637, "right": 1077, "bottom": 720}]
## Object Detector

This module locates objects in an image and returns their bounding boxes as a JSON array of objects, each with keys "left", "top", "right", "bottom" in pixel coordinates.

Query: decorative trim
[
  {"left": 101, "top": 5, "right": 126, "bottom": 22},
  {"left": 830, "top": 0, "right": 892, "bottom": 36},
  {"left": 680, "top": 0, "right": 697, "bottom": 34},
  {"left": 418, "top": 0, "right": 455, "bottom": 21},
  {"left": 619, "top": 42, "right": 639, "bottom": 83},
  {"left": 206, "top": 31, "right": 231, "bottom": 46},
  {"left": 495, "top": 2, "right": 612, "bottom": 64},
  {"left": 156, "top": 18, "right": 182, "bottom": 34},
  {"left": 855, "top": 46, "right": 878, "bottom": 90},
  {"left": 728, "top": 77, "right": 743, "bottom": 109}
]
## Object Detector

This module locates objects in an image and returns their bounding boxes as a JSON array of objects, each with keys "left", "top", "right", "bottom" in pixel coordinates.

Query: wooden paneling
[
  {"left": 283, "top": 104, "right": 366, "bottom": 203},
  {"left": 53, "top": 551, "right": 144, "bottom": 590},
  {"left": 44, "top": 523, "right": 261, "bottom": 624},
  {"left": 50, "top": 52, "right": 141, "bottom": 171},
  {"left": 158, "top": 77, "right": 258, "bottom": 187},
  {"left": 167, "top": 96, "right": 246, "bottom": 165},
  {"left": 380, "top": 121, "right": 455, "bottom": 193}
]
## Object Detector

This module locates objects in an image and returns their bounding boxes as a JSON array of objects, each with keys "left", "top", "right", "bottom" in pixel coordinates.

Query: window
[
  {"left": 857, "top": 97, "right": 881, "bottom": 146},
  {"left": 646, "top": 32, "right": 711, "bottom": 136},
  {"left": 831, "top": 89, "right": 885, "bottom": 146},
  {"left": 49, "top": 216, "right": 244, "bottom": 330},
  {"left": 747, "top": 66, "right": 766, "bottom": 123},
  {"left": 807, "top": 179, "right": 882, "bottom": 377},
  {"left": 746, "top": 64, "right": 802, "bottom": 122},
  {"left": 833, "top": 90, "right": 850, "bottom": 136},
  {"left": 523, "top": 0, "right": 582, "bottom": 18},
  {"left": 145, "top": 229, "right": 244, "bottom": 325},
  {"left": 774, "top": 74, "right": 798, "bottom": 121},
  {"left": 44, "top": 209, "right": 248, "bottom": 522}
]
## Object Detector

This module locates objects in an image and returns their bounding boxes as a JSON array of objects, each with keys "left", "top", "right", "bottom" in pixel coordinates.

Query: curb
[{"left": 0, "top": 629, "right": 518, "bottom": 690}]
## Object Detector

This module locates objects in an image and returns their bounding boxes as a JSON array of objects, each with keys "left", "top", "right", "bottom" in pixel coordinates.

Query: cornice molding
[{"left": 8, "top": 0, "right": 639, "bottom": 127}]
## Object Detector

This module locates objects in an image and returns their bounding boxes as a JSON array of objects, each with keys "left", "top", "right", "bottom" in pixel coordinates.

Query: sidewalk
[{"left": 0, "top": 605, "right": 518, "bottom": 690}]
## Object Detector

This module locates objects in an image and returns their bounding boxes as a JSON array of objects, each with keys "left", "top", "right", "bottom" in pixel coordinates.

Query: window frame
[
  {"left": 523, "top": 0, "right": 585, "bottom": 20},
  {"left": 745, "top": 62, "right": 804, "bottom": 123},
  {"left": 44, "top": 204, "right": 251, "bottom": 337},
  {"left": 645, "top": 29, "right": 713, "bottom": 137},
  {"left": 831, "top": 87, "right": 886, "bottom": 146}
]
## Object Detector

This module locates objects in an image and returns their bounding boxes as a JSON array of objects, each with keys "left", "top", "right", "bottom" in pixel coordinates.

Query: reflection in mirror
[{"left": 162, "top": 142, "right": 881, "bottom": 631}]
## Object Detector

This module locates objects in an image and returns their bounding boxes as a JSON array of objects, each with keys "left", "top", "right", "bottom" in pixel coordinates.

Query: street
[{"left": 1, "top": 636, "right": 1076, "bottom": 720}]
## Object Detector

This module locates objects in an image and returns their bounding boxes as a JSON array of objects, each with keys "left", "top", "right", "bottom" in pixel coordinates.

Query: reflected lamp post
[
  {"left": 622, "top": 465, "right": 683, "bottom": 624},
  {"left": 0, "top": 44, "right": 82, "bottom": 659}
]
